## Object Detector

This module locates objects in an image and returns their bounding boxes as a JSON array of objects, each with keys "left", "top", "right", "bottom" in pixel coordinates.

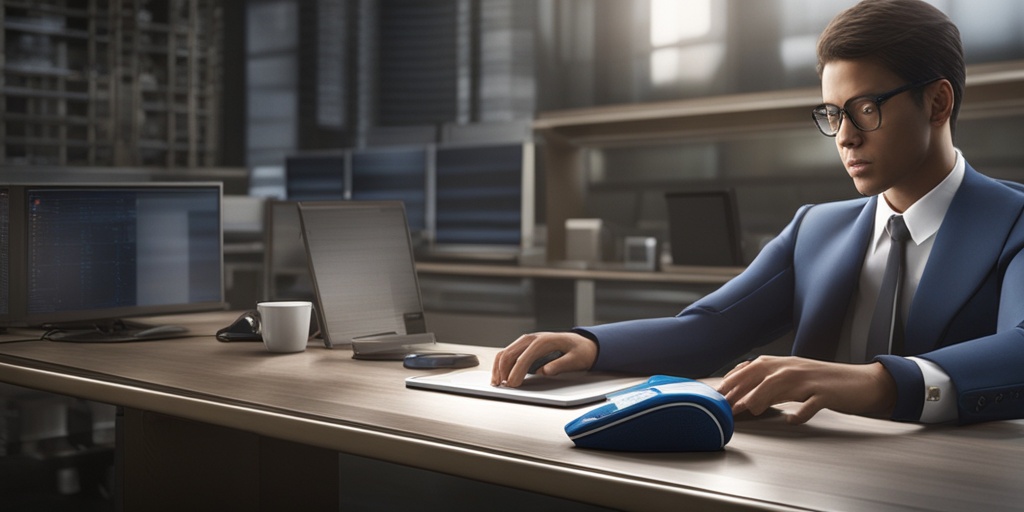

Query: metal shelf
[
  {"left": 532, "top": 59, "right": 1024, "bottom": 259},
  {"left": 1, "top": 0, "right": 222, "bottom": 168}
]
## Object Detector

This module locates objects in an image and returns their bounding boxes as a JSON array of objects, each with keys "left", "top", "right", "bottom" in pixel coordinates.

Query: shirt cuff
[{"left": 907, "top": 356, "right": 957, "bottom": 423}]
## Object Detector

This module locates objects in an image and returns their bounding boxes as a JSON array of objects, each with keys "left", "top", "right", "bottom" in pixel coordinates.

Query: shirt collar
[{"left": 872, "top": 149, "right": 965, "bottom": 251}]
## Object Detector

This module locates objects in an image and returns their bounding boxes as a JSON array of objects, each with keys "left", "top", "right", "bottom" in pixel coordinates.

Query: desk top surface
[{"left": 1, "top": 311, "right": 1022, "bottom": 512}]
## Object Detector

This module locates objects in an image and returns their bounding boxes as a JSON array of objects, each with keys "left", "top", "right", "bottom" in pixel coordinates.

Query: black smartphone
[{"left": 403, "top": 352, "right": 479, "bottom": 369}]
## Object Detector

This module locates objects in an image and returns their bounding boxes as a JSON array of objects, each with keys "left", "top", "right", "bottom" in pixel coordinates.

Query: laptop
[{"left": 297, "top": 200, "right": 646, "bottom": 406}]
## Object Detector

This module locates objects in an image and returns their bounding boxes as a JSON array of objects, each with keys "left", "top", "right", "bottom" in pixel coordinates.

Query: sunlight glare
[{"left": 650, "top": 0, "right": 712, "bottom": 46}]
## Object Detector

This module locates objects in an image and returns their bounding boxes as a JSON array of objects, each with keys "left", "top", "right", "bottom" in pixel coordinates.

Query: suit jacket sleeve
[
  {"left": 879, "top": 173, "right": 1024, "bottom": 424},
  {"left": 880, "top": 214, "right": 1024, "bottom": 424},
  {"left": 580, "top": 206, "right": 811, "bottom": 378}
]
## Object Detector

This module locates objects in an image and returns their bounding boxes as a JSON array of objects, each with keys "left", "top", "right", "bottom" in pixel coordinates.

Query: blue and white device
[{"left": 564, "top": 375, "right": 734, "bottom": 452}]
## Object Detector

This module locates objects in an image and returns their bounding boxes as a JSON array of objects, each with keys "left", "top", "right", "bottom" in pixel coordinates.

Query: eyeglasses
[{"left": 811, "top": 77, "right": 942, "bottom": 137}]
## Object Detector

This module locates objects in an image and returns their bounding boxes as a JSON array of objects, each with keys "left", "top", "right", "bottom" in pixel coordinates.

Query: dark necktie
[{"left": 866, "top": 215, "right": 911, "bottom": 359}]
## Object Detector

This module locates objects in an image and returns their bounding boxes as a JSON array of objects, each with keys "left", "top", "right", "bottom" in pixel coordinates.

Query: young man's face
[{"left": 820, "top": 59, "right": 938, "bottom": 209}]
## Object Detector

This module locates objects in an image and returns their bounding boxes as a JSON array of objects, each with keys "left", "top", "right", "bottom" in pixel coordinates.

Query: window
[{"left": 647, "top": 0, "right": 726, "bottom": 92}]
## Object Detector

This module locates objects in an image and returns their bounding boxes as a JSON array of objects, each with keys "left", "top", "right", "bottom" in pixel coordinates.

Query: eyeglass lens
[{"left": 815, "top": 97, "right": 881, "bottom": 135}]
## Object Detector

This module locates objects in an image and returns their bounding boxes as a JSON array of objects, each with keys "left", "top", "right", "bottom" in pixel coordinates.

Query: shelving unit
[
  {"left": 533, "top": 60, "right": 1024, "bottom": 259},
  {"left": 1, "top": 0, "right": 114, "bottom": 165},
  {"left": 1, "top": 0, "right": 221, "bottom": 168}
]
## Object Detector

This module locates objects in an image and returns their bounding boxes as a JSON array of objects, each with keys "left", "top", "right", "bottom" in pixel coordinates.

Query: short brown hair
[{"left": 817, "top": 0, "right": 965, "bottom": 137}]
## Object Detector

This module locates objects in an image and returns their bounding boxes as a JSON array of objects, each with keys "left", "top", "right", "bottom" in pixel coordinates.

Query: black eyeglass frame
[{"left": 811, "top": 77, "right": 943, "bottom": 137}]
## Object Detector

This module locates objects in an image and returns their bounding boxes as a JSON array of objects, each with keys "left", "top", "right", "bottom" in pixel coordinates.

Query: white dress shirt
[{"left": 838, "top": 150, "right": 965, "bottom": 423}]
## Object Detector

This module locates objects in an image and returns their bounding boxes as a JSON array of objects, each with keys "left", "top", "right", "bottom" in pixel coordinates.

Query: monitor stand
[{"left": 45, "top": 319, "right": 189, "bottom": 343}]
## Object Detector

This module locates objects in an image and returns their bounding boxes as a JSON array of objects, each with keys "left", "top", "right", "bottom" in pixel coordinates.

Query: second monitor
[
  {"left": 665, "top": 189, "right": 743, "bottom": 267},
  {"left": 350, "top": 146, "right": 430, "bottom": 234},
  {"left": 432, "top": 142, "right": 535, "bottom": 254}
]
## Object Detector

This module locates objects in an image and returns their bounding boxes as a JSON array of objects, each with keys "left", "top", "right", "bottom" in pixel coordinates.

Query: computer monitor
[
  {"left": 432, "top": 142, "right": 535, "bottom": 254},
  {"left": 665, "top": 189, "right": 743, "bottom": 267},
  {"left": 4, "top": 183, "right": 225, "bottom": 338},
  {"left": 350, "top": 146, "right": 430, "bottom": 234},
  {"left": 285, "top": 152, "right": 348, "bottom": 201}
]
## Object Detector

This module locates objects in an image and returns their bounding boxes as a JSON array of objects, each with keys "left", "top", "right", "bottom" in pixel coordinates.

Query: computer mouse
[
  {"left": 216, "top": 310, "right": 262, "bottom": 342},
  {"left": 564, "top": 375, "right": 734, "bottom": 452},
  {"left": 528, "top": 350, "right": 564, "bottom": 374}
]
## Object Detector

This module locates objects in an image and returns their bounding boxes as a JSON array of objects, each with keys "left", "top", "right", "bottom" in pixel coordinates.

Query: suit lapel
[
  {"left": 792, "top": 198, "right": 875, "bottom": 360},
  {"left": 906, "top": 166, "right": 1020, "bottom": 352}
]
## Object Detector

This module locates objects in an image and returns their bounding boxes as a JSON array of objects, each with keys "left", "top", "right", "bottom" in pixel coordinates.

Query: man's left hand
[{"left": 718, "top": 356, "right": 897, "bottom": 424}]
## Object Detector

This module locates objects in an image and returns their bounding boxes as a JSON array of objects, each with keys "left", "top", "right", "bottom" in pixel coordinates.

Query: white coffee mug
[{"left": 257, "top": 301, "right": 312, "bottom": 353}]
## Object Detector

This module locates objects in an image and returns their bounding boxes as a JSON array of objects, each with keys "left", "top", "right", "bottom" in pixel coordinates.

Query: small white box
[{"left": 565, "top": 218, "right": 605, "bottom": 263}]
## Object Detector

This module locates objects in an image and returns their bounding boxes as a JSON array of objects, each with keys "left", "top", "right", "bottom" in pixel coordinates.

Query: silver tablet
[{"left": 405, "top": 370, "right": 646, "bottom": 407}]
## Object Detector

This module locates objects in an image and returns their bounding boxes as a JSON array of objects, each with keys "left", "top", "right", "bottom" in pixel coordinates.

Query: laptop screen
[{"left": 297, "top": 201, "right": 426, "bottom": 347}]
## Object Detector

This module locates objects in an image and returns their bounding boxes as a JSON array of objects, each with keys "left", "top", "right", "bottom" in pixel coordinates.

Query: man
[{"left": 491, "top": 0, "right": 1024, "bottom": 425}]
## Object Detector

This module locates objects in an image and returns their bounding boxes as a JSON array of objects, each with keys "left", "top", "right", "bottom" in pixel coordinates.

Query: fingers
[
  {"left": 533, "top": 351, "right": 568, "bottom": 376},
  {"left": 490, "top": 332, "right": 560, "bottom": 387},
  {"left": 718, "top": 357, "right": 767, "bottom": 413},
  {"left": 732, "top": 380, "right": 779, "bottom": 417},
  {"left": 504, "top": 338, "right": 553, "bottom": 388},
  {"left": 490, "top": 333, "right": 535, "bottom": 386},
  {"left": 723, "top": 358, "right": 754, "bottom": 378},
  {"left": 719, "top": 357, "right": 892, "bottom": 424},
  {"left": 787, "top": 396, "right": 825, "bottom": 425},
  {"left": 490, "top": 332, "right": 598, "bottom": 388},
  {"left": 719, "top": 356, "right": 814, "bottom": 419}
]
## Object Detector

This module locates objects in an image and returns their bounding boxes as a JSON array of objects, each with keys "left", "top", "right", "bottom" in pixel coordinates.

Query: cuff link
[{"left": 926, "top": 386, "right": 942, "bottom": 402}]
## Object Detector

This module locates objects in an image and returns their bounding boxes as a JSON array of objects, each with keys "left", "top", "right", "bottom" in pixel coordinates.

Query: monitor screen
[
  {"left": 286, "top": 153, "right": 347, "bottom": 201},
  {"left": 433, "top": 143, "right": 532, "bottom": 247},
  {"left": 665, "top": 190, "right": 743, "bottom": 267},
  {"left": 298, "top": 201, "right": 425, "bottom": 348},
  {"left": 350, "top": 146, "right": 429, "bottom": 233},
  {"left": 12, "top": 184, "right": 224, "bottom": 327}
]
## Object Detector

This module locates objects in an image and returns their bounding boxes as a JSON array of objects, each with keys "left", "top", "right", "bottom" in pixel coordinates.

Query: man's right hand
[{"left": 490, "top": 332, "right": 598, "bottom": 387}]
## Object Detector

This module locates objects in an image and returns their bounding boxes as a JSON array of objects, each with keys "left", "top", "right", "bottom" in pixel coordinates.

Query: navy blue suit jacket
[{"left": 583, "top": 164, "right": 1024, "bottom": 424}]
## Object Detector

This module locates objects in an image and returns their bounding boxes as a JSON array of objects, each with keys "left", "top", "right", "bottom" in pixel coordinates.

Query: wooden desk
[{"left": 1, "top": 311, "right": 1022, "bottom": 511}]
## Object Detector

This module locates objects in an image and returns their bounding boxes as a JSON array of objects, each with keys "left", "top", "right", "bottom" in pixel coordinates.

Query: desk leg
[{"left": 574, "top": 279, "right": 596, "bottom": 326}]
